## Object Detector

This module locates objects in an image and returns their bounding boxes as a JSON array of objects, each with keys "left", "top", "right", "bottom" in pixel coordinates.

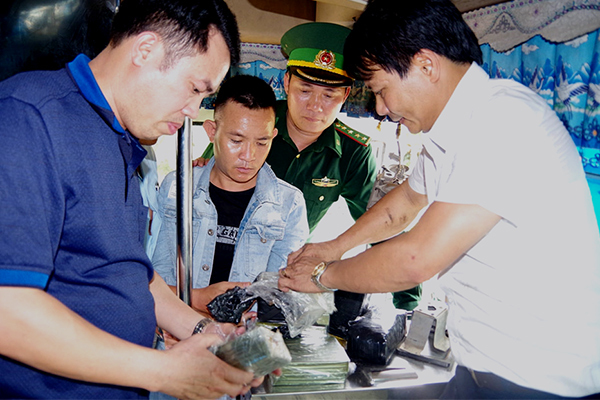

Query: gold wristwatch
[{"left": 311, "top": 261, "right": 337, "bottom": 292}]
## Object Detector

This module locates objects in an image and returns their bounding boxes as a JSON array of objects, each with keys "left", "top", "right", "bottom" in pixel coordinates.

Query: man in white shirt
[{"left": 278, "top": 0, "right": 600, "bottom": 398}]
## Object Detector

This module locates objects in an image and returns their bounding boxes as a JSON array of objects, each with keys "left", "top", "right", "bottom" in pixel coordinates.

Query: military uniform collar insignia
[{"left": 334, "top": 120, "right": 371, "bottom": 146}]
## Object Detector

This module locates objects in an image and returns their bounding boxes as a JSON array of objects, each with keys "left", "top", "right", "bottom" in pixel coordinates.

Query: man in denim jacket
[{"left": 153, "top": 75, "right": 309, "bottom": 312}]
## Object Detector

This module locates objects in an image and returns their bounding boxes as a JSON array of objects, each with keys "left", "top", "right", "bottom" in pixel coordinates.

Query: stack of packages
[
  {"left": 266, "top": 326, "right": 350, "bottom": 393},
  {"left": 207, "top": 272, "right": 347, "bottom": 393}
]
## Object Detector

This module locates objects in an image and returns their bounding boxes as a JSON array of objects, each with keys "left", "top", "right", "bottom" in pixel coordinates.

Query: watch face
[{"left": 312, "top": 262, "right": 325, "bottom": 277}]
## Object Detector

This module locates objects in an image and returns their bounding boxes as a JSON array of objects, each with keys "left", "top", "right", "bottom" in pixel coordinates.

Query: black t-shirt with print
[{"left": 208, "top": 183, "right": 255, "bottom": 285}]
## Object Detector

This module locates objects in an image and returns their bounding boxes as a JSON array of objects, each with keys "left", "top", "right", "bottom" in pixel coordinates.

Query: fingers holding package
[{"left": 158, "top": 332, "right": 259, "bottom": 400}]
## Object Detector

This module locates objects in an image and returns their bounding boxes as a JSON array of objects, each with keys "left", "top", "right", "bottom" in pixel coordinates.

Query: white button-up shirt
[{"left": 408, "top": 63, "right": 600, "bottom": 397}]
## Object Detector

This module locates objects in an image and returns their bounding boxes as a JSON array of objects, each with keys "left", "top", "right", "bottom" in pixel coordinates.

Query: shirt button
[
  {"left": 296, "top": 154, "right": 300, "bottom": 158},
  {"left": 261, "top": 238, "right": 267, "bottom": 243},
  {"left": 208, "top": 229, "right": 214, "bottom": 236},
  {"left": 319, "top": 195, "right": 325, "bottom": 201},
  {"left": 202, "top": 264, "right": 210, "bottom": 271}
]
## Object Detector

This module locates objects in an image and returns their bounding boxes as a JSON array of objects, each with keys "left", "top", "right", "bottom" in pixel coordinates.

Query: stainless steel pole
[{"left": 176, "top": 116, "right": 193, "bottom": 306}]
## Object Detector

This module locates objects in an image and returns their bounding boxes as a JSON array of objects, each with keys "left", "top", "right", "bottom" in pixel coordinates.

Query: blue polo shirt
[{"left": 0, "top": 55, "right": 156, "bottom": 399}]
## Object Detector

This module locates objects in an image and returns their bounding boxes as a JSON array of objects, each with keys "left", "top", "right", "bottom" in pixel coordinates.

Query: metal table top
[{"left": 253, "top": 352, "right": 455, "bottom": 399}]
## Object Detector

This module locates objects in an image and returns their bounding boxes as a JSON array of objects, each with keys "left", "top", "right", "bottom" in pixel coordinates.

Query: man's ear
[
  {"left": 271, "top": 127, "right": 278, "bottom": 139},
  {"left": 413, "top": 49, "right": 440, "bottom": 83},
  {"left": 342, "top": 86, "right": 351, "bottom": 102},
  {"left": 131, "top": 31, "right": 161, "bottom": 68},
  {"left": 203, "top": 119, "right": 217, "bottom": 143},
  {"left": 283, "top": 71, "right": 291, "bottom": 95}
]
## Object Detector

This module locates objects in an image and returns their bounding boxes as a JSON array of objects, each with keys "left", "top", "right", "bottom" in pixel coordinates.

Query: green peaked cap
[{"left": 281, "top": 22, "right": 353, "bottom": 87}]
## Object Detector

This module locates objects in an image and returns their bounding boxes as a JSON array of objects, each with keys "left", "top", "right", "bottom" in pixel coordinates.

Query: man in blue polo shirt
[{"left": 0, "top": 0, "right": 265, "bottom": 399}]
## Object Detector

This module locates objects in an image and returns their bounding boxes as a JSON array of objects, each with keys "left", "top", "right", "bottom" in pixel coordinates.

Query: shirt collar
[
  {"left": 67, "top": 54, "right": 146, "bottom": 172},
  {"left": 275, "top": 101, "right": 343, "bottom": 157},
  {"left": 67, "top": 54, "right": 127, "bottom": 135}
]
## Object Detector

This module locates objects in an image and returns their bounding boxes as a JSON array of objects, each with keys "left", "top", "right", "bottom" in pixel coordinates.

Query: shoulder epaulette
[{"left": 334, "top": 120, "right": 371, "bottom": 146}]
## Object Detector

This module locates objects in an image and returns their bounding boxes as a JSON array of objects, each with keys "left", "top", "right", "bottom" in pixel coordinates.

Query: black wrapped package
[
  {"left": 207, "top": 286, "right": 255, "bottom": 324},
  {"left": 327, "top": 290, "right": 368, "bottom": 340},
  {"left": 257, "top": 298, "right": 289, "bottom": 339},
  {"left": 346, "top": 309, "right": 407, "bottom": 366},
  {"left": 207, "top": 272, "right": 335, "bottom": 337},
  {"left": 257, "top": 297, "right": 286, "bottom": 323}
]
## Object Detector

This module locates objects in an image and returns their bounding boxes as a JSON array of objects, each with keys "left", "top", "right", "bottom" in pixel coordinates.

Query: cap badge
[{"left": 314, "top": 50, "right": 336, "bottom": 70}]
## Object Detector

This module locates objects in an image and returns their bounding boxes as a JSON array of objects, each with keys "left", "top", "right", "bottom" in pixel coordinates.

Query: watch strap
[
  {"left": 311, "top": 261, "right": 337, "bottom": 292},
  {"left": 192, "top": 318, "right": 213, "bottom": 335}
]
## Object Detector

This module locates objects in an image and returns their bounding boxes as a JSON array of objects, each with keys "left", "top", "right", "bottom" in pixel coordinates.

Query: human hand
[
  {"left": 192, "top": 157, "right": 209, "bottom": 167},
  {"left": 278, "top": 256, "right": 325, "bottom": 293},
  {"left": 192, "top": 282, "right": 251, "bottom": 313},
  {"left": 162, "top": 330, "right": 179, "bottom": 349},
  {"left": 157, "top": 332, "right": 261, "bottom": 399},
  {"left": 203, "top": 320, "right": 248, "bottom": 340},
  {"left": 240, "top": 311, "right": 257, "bottom": 328},
  {"left": 164, "top": 319, "right": 244, "bottom": 350},
  {"left": 280, "top": 241, "right": 342, "bottom": 293},
  {"left": 286, "top": 241, "right": 342, "bottom": 267}
]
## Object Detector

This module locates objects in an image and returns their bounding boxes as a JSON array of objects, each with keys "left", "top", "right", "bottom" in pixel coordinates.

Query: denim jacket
[{"left": 152, "top": 158, "right": 309, "bottom": 288}]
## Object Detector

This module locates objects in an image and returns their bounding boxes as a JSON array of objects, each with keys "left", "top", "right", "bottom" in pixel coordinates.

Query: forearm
[
  {"left": 333, "top": 182, "right": 426, "bottom": 255},
  {"left": 321, "top": 201, "right": 501, "bottom": 293},
  {"left": 150, "top": 272, "right": 205, "bottom": 340},
  {"left": 321, "top": 235, "right": 430, "bottom": 293},
  {"left": 0, "top": 287, "right": 163, "bottom": 392}
]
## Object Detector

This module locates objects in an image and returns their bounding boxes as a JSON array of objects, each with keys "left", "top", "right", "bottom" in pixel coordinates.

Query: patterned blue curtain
[
  {"left": 201, "top": 43, "right": 287, "bottom": 109},
  {"left": 479, "top": 31, "right": 600, "bottom": 176},
  {"left": 230, "top": 43, "right": 287, "bottom": 100},
  {"left": 464, "top": 0, "right": 600, "bottom": 176}
]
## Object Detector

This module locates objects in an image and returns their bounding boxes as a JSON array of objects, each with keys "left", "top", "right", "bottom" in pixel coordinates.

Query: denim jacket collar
[{"left": 194, "top": 158, "right": 283, "bottom": 206}]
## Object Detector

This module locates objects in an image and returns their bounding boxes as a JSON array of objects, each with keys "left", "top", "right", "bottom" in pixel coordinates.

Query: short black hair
[
  {"left": 110, "top": 0, "right": 240, "bottom": 69},
  {"left": 214, "top": 75, "right": 276, "bottom": 116},
  {"left": 345, "top": 0, "right": 482, "bottom": 80}
]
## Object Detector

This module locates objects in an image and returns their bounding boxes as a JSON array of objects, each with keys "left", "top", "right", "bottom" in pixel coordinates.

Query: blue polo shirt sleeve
[{"left": 0, "top": 97, "right": 63, "bottom": 289}]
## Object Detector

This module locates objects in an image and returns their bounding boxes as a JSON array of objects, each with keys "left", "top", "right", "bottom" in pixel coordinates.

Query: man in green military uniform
[
  {"left": 199, "top": 22, "right": 420, "bottom": 310},
  {"left": 269, "top": 22, "right": 376, "bottom": 233}
]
